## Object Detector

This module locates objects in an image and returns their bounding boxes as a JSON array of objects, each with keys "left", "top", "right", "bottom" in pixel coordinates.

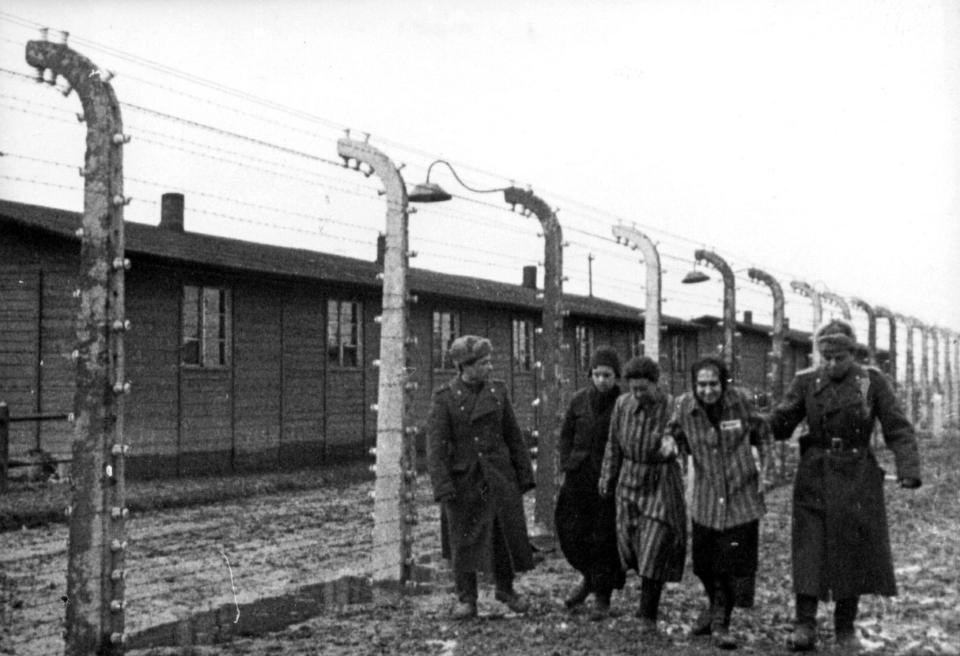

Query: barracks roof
[{"left": 0, "top": 198, "right": 687, "bottom": 327}]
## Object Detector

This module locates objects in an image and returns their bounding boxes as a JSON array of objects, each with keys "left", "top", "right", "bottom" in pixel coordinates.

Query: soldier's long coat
[
  {"left": 769, "top": 364, "right": 921, "bottom": 600},
  {"left": 427, "top": 377, "right": 535, "bottom": 575}
]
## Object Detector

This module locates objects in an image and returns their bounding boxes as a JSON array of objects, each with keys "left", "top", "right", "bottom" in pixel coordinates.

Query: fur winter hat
[
  {"left": 815, "top": 318, "right": 857, "bottom": 351},
  {"left": 449, "top": 335, "right": 493, "bottom": 367}
]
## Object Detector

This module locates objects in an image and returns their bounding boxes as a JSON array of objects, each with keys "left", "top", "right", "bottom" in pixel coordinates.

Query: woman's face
[
  {"left": 628, "top": 376, "right": 656, "bottom": 401},
  {"left": 695, "top": 366, "right": 723, "bottom": 405},
  {"left": 591, "top": 365, "right": 617, "bottom": 393}
]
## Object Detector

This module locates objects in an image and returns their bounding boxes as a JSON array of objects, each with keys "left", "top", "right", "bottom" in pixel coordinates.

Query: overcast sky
[{"left": 1, "top": 1, "right": 958, "bottom": 339}]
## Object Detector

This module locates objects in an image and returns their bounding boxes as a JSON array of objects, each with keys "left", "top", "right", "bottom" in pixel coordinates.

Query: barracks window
[
  {"left": 512, "top": 318, "right": 536, "bottom": 372},
  {"left": 671, "top": 334, "right": 687, "bottom": 372},
  {"left": 576, "top": 324, "right": 594, "bottom": 374},
  {"left": 181, "top": 285, "right": 231, "bottom": 367},
  {"left": 630, "top": 331, "right": 644, "bottom": 358},
  {"left": 327, "top": 299, "right": 362, "bottom": 367},
  {"left": 432, "top": 310, "right": 461, "bottom": 370}
]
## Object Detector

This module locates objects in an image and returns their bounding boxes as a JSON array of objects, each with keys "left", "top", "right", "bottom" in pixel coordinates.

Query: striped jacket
[
  {"left": 599, "top": 390, "right": 686, "bottom": 580},
  {"left": 669, "top": 388, "right": 766, "bottom": 530}
]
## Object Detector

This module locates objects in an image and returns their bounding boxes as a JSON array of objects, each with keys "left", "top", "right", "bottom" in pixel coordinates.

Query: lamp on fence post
[
  {"left": 409, "top": 162, "right": 566, "bottom": 536},
  {"left": 611, "top": 225, "right": 662, "bottom": 365},
  {"left": 338, "top": 134, "right": 417, "bottom": 588},
  {"left": 791, "top": 281, "right": 823, "bottom": 367},
  {"left": 26, "top": 34, "right": 130, "bottom": 654},
  {"left": 684, "top": 250, "right": 737, "bottom": 378},
  {"left": 875, "top": 305, "right": 898, "bottom": 386}
]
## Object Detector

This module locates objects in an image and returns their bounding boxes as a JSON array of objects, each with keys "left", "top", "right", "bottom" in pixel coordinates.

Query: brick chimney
[
  {"left": 522, "top": 265, "right": 537, "bottom": 289},
  {"left": 160, "top": 193, "right": 184, "bottom": 232},
  {"left": 743, "top": 310, "right": 753, "bottom": 325}
]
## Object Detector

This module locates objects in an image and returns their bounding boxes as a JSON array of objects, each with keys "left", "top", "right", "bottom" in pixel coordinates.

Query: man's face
[
  {"left": 695, "top": 366, "right": 723, "bottom": 405},
  {"left": 591, "top": 365, "right": 617, "bottom": 393},
  {"left": 462, "top": 355, "right": 493, "bottom": 383},
  {"left": 628, "top": 376, "right": 655, "bottom": 401},
  {"left": 820, "top": 345, "right": 854, "bottom": 380}
]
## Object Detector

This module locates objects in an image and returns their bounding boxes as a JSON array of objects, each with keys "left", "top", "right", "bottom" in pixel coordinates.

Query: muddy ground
[{"left": 2, "top": 440, "right": 958, "bottom": 656}]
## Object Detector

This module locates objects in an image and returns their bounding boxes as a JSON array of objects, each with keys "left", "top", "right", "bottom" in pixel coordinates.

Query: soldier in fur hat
[
  {"left": 769, "top": 318, "right": 921, "bottom": 652},
  {"left": 427, "top": 335, "right": 536, "bottom": 619}
]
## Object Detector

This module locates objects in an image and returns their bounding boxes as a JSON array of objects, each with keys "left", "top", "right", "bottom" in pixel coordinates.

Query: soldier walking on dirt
[
  {"left": 769, "top": 319, "right": 922, "bottom": 652},
  {"left": 598, "top": 356, "right": 686, "bottom": 634},
  {"left": 666, "top": 356, "right": 766, "bottom": 650},
  {"left": 555, "top": 346, "right": 626, "bottom": 619},
  {"left": 427, "top": 335, "right": 536, "bottom": 620}
]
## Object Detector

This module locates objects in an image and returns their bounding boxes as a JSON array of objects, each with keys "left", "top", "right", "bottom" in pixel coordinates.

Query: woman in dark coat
[
  {"left": 555, "top": 347, "right": 626, "bottom": 618},
  {"left": 769, "top": 319, "right": 922, "bottom": 652},
  {"left": 598, "top": 356, "right": 686, "bottom": 634},
  {"left": 427, "top": 335, "right": 536, "bottom": 620}
]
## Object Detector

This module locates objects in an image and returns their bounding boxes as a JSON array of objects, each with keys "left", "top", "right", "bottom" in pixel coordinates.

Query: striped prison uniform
[
  {"left": 668, "top": 388, "right": 766, "bottom": 530},
  {"left": 599, "top": 390, "right": 686, "bottom": 582}
]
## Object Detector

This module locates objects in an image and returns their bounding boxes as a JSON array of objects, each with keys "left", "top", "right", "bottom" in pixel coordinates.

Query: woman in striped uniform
[
  {"left": 598, "top": 356, "right": 686, "bottom": 634},
  {"left": 666, "top": 356, "right": 766, "bottom": 649}
]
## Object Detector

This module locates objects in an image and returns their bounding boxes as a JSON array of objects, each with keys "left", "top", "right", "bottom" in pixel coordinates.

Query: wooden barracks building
[{"left": 0, "top": 196, "right": 827, "bottom": 479}]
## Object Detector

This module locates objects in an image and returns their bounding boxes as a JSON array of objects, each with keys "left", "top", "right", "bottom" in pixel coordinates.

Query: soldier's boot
[
  {"left": 588, "top": 590, "right": 611, "bottom": 621},
  {"left": 788, "top": 594, "right": 818, "bottom": 652},
  {"left": 452, "top": 571, "right": 478, "bottom": 620},
  {"left": 834, "top": 597, "right": 863, "bottom": 653},
  {"left": 494, "top": 587, "right": 530, "bottom": 614}
]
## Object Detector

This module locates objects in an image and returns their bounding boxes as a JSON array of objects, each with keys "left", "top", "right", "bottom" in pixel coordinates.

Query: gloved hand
[{"left": 898, "top": 478, "right": 921, "bottom": 489}]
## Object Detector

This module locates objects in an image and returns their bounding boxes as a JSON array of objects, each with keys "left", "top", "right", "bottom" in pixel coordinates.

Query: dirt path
[{"left": 3, "top": 442, "right": 958, "bottom": 656}]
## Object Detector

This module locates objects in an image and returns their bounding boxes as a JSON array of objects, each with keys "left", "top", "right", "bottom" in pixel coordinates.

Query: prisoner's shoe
[
  {"left": 564, "top": 579, "right": 590, "bottom": 609},
  {"left": 835, "top": 629, "right": 863, "bottom": 653},
  {"left": 787, "top": 624, "right": 817, "bottom": 652},
  {"left": 712, "top": 624, "right": 738, "bottom": 650},
  {"left": 588, "top": 594, "right": 611, "bottom": 621},
  {"left": 637, "top": 617, "right": 659, "bottom": 635},
  {"left": 690, "top": 606, "right": 713, "bottom": 636},
  {"left": 451, "top": 601, "right": 477, "bottom": 620},
  {"left": 495, "top": 589, "right": 530, "bottom": 614}
]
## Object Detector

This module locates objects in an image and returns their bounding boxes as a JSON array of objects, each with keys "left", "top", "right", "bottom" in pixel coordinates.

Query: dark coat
[
  {"left": 770, "top": 364, "right": 921, "bottom": 600},
  {"left": 555, "top": 384, "right": 625, "bottom": 591},
  {"left": 427, "top": 376, "right": 535, "bottom": 575}
]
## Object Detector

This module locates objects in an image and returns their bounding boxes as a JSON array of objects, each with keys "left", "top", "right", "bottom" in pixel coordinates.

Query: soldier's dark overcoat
[
  {"left": 427, "top": 377, "right": 535, "bottom": 575},
  {"left": 769, "top": 364, "right": 921, "bottom": 600}
]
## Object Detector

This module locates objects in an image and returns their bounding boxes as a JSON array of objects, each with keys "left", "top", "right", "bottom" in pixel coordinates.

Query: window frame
[
  {"left": 512, "top": 318, "right": 537, "bottom": 373},
  {"left": 432, "top": 310, "right": 462, "bottom": 371},
  {"left": 180, "top": 284, "right": 232, "bottom": 369},
  {"left": 575, "top": 324, "right": 594, "bottom": 374},
  {"left": 327, "top": 298, "right": 363, "bottom": 368}
]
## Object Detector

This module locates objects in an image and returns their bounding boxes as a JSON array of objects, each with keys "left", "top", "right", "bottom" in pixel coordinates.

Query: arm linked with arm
[{"left": 598, "top": 399, "right": 623, "bottom": 498}]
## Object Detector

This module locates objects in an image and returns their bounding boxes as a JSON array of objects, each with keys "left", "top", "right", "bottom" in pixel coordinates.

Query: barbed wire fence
[{"left": 0, "top": 15, "right": 957, "bottom": 656}]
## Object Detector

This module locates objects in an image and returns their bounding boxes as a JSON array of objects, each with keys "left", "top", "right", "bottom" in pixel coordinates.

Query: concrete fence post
[
  {"left": 26, "top": 34, "right": 130, "bottom": 654},
  {"left": 337, "top": 136, "right": 416, "bottom": 587},
  {"left": 503, "top": 187, "right": 564, "bottom": 534}
]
